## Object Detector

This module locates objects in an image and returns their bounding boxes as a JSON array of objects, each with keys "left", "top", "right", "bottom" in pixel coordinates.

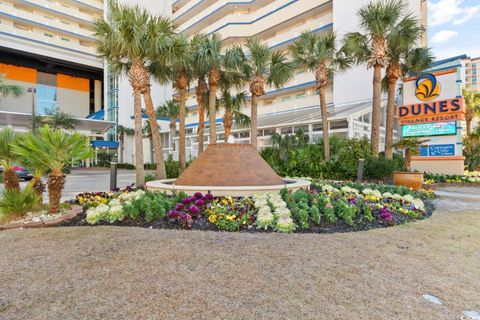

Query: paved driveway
[{"left": 0, "top": 168, "right": 145, "bottom": 202}]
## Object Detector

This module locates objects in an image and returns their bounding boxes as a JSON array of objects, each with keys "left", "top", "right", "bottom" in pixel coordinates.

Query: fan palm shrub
[
  {"left": 94, "top": 0, "right": 175, "bottom": 181},
  {"left": 0, "top": 185, "right": 40, "bottom": 222},
  {"left": 0, "top": 74, "right": 23, "bottom": 98},
  {"left": 289, "top": 31, "right": 351, "bottom": 161},
  {"left": 239, "top": 38, "right": 294, "bottom": 148},
  {"left": 0, "top": 128, "right": 21, "bottom": 191},
  {"left": 12, "top": 126, "right": 92, "bottom": 213},
  {"left": 343, "top": 0, "right": 407, "bottom": 156}
]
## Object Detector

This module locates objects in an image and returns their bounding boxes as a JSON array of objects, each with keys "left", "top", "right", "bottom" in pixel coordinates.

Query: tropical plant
[
  {"left": 463, "top": 88, "right": 480, "bottom": 136},
  {"left": 220, "top": 91, "right": 250, "bottom": 141},
  {"left": 0, "top": 185, "right": 40, "bottom": 222},
  {"left": 271, "top": 129, "right": 309, "bottom": 161},
  {"left": 168, "top": 34, "right": 192, "bottom": 173},
  {"left": 191, "top": 33, "right": 210, "bottom": 154},
  {"left": 289, "top": 31, "right": 351, "bottom": 161},
  {"left": 32, "top": 110, "right": 79, "bottom": 131},
  {"left": 157, "top": 100, "right": 179, "bottom": 151},
  {"left": 0, "top": 128, "right": 21, "bottom": 191},
  {"left": 0, "top": 74, "right": 23, "bottom": 98},
  {"left": 94, "top": 0, "right": 175, "bottom": 181},
  {"left": 343, "top": 0, "right": 408, "bottom": 156},
  {"left": 383, "top": 12, "right": 433, "bottom": 159},
  {"left": 12, "top": 126, "right": 92, "bottom": 213},
  {"left": 204, "top": 33, "right": 223, "bottom": 145},
  {"left": 117, "top": 125, "right": 134, "bottom": 163},
  {"left": 239, "top": 38, "right": 294, "bottom": 148},
  {"left": 13, "top": 145, "right": 47, "bottom": 201},
  {"left": 394, "top": 137, "right": 428, "bottom": 171}
]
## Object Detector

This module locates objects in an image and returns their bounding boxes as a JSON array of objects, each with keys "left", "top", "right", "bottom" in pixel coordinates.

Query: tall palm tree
[
  {"left": 343, "top": 0, "right": 406, "bottom": 156},
  {"left": 12, "top": 126, "right": 91, "bottom": 213},
  {"left": 94, "top": 1, "right": 174, "bottom": 182},
  {"left": 168, "top": 34, "right": 192, "bottom": 173},
  {"left": 157, "top": 100, "right": 179, "bottom": 151},
  {"left": 220, "top": 91, "right": 250, "bottom": 141},
  {"left": 240, "top": 38, "right": 294, "bottom": 148},
  {"left": 190, "top": 33, "right": 210, "bottom": 154},
  {"left": 0, "top": 74, "right": 23, "bottom": 98},
  {"left": 463, "top": 88, "right": 480, "bottom": 136},
  {"left": 0, "top": 128, "right": 21, "bottom": 191},
  {"left": 384, "top": 44, "right": 434, "bottom": 159},
  {"left": 289, "top": 31, "right": 351, "bottom": 161},
  {"left": 204, "top": 33, "right": 223, "bottom": 145}
]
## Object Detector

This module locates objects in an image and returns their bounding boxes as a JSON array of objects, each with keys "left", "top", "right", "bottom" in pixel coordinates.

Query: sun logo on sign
[{"left": 415, "top": 73, "right": 440, "bottom": 101}]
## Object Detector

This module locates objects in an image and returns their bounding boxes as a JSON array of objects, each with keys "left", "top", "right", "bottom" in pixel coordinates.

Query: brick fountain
[{"left": 146, "top": 143, "right": 310, "bottom": 196}]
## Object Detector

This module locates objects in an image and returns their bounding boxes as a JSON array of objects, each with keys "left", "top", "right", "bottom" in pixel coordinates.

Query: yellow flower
[
  {"left": 226, "top": 215, "right": 235, "bottom": 221},
  {"left": 208, "top": 215, "right": 217, "bottom": 223}
]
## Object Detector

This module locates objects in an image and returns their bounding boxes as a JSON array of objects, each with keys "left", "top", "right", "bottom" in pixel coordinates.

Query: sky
[{"left": 428, "top": 0, "right": 480, "bottom": 60}]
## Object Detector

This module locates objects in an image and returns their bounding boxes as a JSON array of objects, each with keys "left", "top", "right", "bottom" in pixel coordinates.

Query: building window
[
  {"left": 61, "top": 37, "right": 70, "bottom": 42},
  {"left": 36, "top": 72, "right": 57, "bottom": 115},
  {"left": 296, "top": 93, "right": 306, "bottom": 99},
  {"left": 262, "top": 128, "right": 276, "bottom": 136},
  {"left": 330, "top": 120, "right": 348, "bottom": 130},
  {"left": 281, "top": 127, "right": 293, "bottom": 134},
  {"left": 44, "top": 33, "right": 53, "bottom": 38},
  {"left": 264, "top": 99, "right": 274, "bottom": 105},
  {"left": 294, "top": 125, "right": 308, "bottom": 133},
  {"left": 282, "top": 96, "right": 291, "bottom": 102},
  {"left": 312, "top": 123, "right": 323, "bottom": 131}
]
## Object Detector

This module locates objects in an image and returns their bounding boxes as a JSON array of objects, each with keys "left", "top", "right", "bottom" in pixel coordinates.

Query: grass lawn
[{"left": 0, "top": 203, "right": 479, "bottom": 319}]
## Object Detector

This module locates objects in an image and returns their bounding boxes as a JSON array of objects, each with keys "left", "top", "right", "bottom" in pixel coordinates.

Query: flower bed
[
  {"left": 425, "top": 171, "right": 480, "bottom": 186},
  {"left": 60, "top": 180, "right": 435, "bottom": 234}
]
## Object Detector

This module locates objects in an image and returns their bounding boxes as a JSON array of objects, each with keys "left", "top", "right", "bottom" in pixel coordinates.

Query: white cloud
[
  {"left": 433, "top": 44, "right": 480, "bottom": 59},
  {"left": 431, "top": 30, "right": 458, "bottom": 44},
  {"left": 429, "top": 0, "right": 480, "bottom": 27}
]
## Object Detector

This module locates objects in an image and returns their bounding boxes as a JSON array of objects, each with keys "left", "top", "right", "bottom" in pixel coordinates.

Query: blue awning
[
  {"left": 91, "top": 140, "right": 119, "bottom": 148},
  {"left": 86, "top": 110, "right": 105, "bottom": 120}
]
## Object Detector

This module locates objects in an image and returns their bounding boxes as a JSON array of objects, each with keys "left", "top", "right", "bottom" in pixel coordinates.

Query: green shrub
[
  {"left": 0, "top": 185, "right": 41, "bottom": 222},
  {"left": 123, "top": 191, "right": 175, "bottom": 222},
  {"left": 364, "top": 155, "right": 404, "bottom": 181},
  {"left": 144, "top": 173, "right": 156, "bottom": 183}
]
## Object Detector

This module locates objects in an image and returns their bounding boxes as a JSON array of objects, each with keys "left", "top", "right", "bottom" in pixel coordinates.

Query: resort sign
[{"left": 398, "top": 72, "right": 465, "bottom": 125}]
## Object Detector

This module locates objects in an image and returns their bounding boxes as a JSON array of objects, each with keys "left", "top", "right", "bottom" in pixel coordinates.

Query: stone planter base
[{"left": 0, "top": 206, "right": 83, "bottom": 231}]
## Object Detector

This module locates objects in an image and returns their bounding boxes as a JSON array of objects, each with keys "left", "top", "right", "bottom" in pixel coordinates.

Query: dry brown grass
[{"left": 0, "top": 205, "right": 479, "bottom": 320}]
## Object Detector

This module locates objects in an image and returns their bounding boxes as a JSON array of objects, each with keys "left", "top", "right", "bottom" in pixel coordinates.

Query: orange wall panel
[
  {"left": 0, "top": 63, "right": 36, "bottom": 83},
  {"left": 57, "top": 74, "right": 89, "bottom": 92}
]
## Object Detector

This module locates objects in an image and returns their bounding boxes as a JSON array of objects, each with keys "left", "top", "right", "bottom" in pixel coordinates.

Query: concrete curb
[{"left": 0, "top": 206, "right": 84, "bottom": 231}]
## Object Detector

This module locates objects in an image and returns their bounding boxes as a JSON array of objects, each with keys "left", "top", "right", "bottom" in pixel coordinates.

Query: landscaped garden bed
[
  {"left": 424, "top": 171, "right": 480, "bottom": 188},
  {"left": 59, "top": 181, "right": 436, "bottom": 234}
]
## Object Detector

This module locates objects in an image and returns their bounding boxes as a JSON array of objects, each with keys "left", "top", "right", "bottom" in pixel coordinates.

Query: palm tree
[
  {"left": 12, "top": 126, "right": 91, "bottom": 213},
  {"left": 168, "top": 34, "right": 192, "bottom": 173},
  {"left": 0, "top": 74, "right": 23, "bottom": 98},
  {"left": 289, "top": 31, "right": 351, "bottom": 161},
  {"left": 384, "top": 44, "right": 434, "bottom": 159},
  {"left": 191, "top": 33, "right": 210, "bottom": 154},
  {"left": 32, "top": 111, "right": 79, "bottom": 131},
  {"left": 0, "top": 128, "right": 21, "bottom": 191},
  {"left": 205, "top": 33, "right": 223, "bottom": 145},
  {"left": 13, "top": 146, "right": 47, "bottom": 202},
  {"left": 343, "top": 0, "right": 407, "bottom": 156},
  {"left": 157, "top": 100, "right": 179, "bottom": 152},
  {"left": 94, "top": 1, "right": 174, "bottom": 182},
  {"left": 220, "top": 91, "right": 250, "bottom": 141},
  {"left": 241, "top": 38, "right": 294, "bottom": 148},
  {"left": 463, "top": 88, "right": 480, "bottom": 136}
]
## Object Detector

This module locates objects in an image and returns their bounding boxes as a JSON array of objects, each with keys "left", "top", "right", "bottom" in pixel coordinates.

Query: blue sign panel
[
  {"left": 429, "top": 144, "right": 455, "bottom": 156},
  {"left": 401, "top": 121, "right": 456, "bottom": 137}
]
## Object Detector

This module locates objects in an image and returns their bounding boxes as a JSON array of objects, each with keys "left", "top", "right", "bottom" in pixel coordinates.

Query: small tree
[
  {"left": 0, "top": 128, "right": 21, "bottom": 191},
  {"left": 157, "top": 100, "right": 179, "bottom": 151},
  {"left": 12, "top": 126, "right": 92, "bottom": 213},
  {"left": 394, "top": 137, "right": 428, "bottom": 172}
]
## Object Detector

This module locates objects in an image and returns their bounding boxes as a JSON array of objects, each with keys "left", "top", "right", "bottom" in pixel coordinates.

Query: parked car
[{"left": 0, "top": 166, "right": 33, "bottom": 181}]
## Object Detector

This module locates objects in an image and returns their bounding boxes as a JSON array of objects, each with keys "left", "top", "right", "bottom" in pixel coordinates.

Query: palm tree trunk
[
  {"left": 318, "top": 86, "right": 330, "bottom": 162},
  {"left": 466, "top": 119, "right": 472, "bottom": 136},
  {"left": 169, "top": 118, "right": 176, "bottom": 152},
  {"left": 223, "top": 110, "right": 233, "bottom": 141},
  {"left": 371, "top": 64, "right": 383, "bottom": 156},
  {"left": 208, "top": 85, "right": 217, "bottom": 145},
  {"left": 119, "top": 128, "right": 124, "bottom": 164},
  {"left": 250, "top": 94, "right": 259, "bottom": 149},
  {"left": 3, "top": 168, "right": 19, "bottom": 191},
  {"left": 385, "top": 78, "right": 397, "bottom": 160},
  {"left": 196, "top": 78, "right": 207, "bottom": 154},
  {"left": 142, "top": 88, "right": 166, "bottom": 179},
  {"left": 179, "top": 88, "right": 187, "bottom": 173},
  {"left": 47, "top": 168, "right": 65, "bottom": 213},
  {"left": 133, "top": 91, "right": 145, "bottom": 188},
  {"left": 31, "top": 175, "right": 45, "bottom": 204}
]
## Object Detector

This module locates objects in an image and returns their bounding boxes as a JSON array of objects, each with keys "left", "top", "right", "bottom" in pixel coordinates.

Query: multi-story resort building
[
  {"left": 0, "top": 0, "right": 171, "bottom": 164},
  {"left": 170, "top": 0, "right": 428, "bottom": 160},
  {"left": 1, "top": 0, "right": 428, "bottom": 164}
]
